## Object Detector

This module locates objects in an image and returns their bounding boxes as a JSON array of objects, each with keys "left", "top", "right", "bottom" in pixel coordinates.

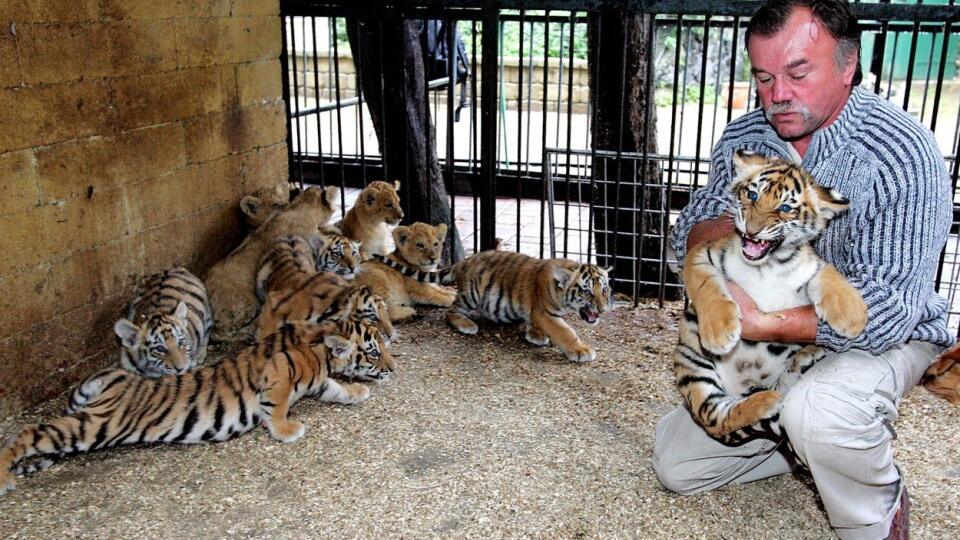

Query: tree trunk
[
  {"left": 346, "top": 16, "right": 465, "bottom": 264},
  {"left": 588, "top": 12, "right": 677, "bottom": 299}
]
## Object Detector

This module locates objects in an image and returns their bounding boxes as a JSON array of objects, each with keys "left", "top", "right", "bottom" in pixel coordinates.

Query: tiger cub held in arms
[
  {"left": 205, "top": 185, "right": 339, "bottom": 342},
  {"left": 675, "top": 150, "right": 867, "bottom": 444},
  {"left": 336, "top": 180, "right": 404, "bottom": 260},
  {"left": 431, "top": 251, "right": 612, "bottom": 362},
  {"left": 0, "top": 320, "right": 387, "bottom": 496},
  {"left": 353, "top": 222, "right": 457, "bottom": 321},
  {"left": 113, "top": 267, "right": 213, "bottom": 378}
]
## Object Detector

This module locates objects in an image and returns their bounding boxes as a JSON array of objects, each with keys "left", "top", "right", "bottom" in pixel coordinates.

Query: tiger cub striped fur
[
  {"left": 675, "top": 150, "right": 867, "bottom": 444},
  {"left": 113, "top": 267, "right": 213, "bottom": 378},
  {"left": 257, "top": 277, "right": 395, "bottom": 345},
  {"left": 387, "top": 250, "right": 612, "bottom": 362},
  {"left": 256, "top": 231, "right": 362, "bottom": 301},
  {"left": 0, "top": 319, "right": 386, "bottom": 496},
  {"left": 352, "top": 222, "right": 457, "bottom": 322}
]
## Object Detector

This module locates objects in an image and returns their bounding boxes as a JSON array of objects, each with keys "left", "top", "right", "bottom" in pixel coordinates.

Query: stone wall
[{"left": 0, "top": 1, "right": 288, "bottom": 419}]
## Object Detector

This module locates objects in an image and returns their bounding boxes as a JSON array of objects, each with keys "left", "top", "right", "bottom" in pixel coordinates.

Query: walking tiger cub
[
  {"left": 0, "top": 319, "right": 387, "bottom": 496},
  {"left": 352, "top": 222, "right": 457, "bottom": 322},
  {"left": 376, "top": 250, "right": 613, "bottom": 362},
  {"left": 675, "top": 150, "right": 867, "bottom": 444},
  {"left": 113, "top": 267, "right": 213, "bottom": 378}
]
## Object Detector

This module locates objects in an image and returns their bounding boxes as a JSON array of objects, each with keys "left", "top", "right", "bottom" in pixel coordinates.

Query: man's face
[{"left": 747, "top": 7, "right": 857, "bottom": 142}]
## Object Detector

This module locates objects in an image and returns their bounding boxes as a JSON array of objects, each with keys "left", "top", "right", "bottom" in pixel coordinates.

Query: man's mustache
[{"left": 766, "top": 102, "right": 813, "bottom": 121}]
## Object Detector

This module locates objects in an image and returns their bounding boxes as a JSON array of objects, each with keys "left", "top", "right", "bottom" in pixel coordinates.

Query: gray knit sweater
[{"left": 670, "top": 87, "right": 954, "bottom": 353}]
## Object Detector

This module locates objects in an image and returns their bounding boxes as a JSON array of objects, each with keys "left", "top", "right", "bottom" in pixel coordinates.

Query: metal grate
[{"left": 280, "top": 0, "right": 960, "bottom": 332}]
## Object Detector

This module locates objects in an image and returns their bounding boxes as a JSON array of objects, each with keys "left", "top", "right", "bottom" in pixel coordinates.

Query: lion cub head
[
  {"left": 359, "top": 180, "right": 403, "bottom": 226},
  {"left": 239, "top": 183, "right": 293, "bottom": 230},
  {"left": 392, "top": 222, "right": 447, "bottom": 270},
  {"left": 731, "top": 150, "right": 849, "bottom": 264}
]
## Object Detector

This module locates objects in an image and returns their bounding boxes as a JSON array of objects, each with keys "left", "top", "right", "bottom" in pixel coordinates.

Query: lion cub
[
  {"left": 336, "top": 180, "right": 403, "bottom": 260},
  {"left": 353, "top": 222, "right": 457, "bottom": 321}
]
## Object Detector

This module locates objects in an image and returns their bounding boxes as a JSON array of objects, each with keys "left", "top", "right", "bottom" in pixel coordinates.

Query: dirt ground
[{"left": 0, "top": 302, "right": 957, "bottom": 539}]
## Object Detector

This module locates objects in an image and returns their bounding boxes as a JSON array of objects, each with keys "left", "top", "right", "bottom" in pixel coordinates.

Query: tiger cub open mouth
[{"left": 741, "top": 234, "right": 781, "bottom": 261}]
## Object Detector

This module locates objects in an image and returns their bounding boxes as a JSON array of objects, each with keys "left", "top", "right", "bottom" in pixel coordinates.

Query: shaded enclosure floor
[{"left": 1, "top": 303, "right": 958, "bottom": 538}]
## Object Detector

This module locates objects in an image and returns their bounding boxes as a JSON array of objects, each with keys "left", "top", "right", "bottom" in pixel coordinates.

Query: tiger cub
[
  {"left": 113, "top": 267, "right": 213, "bottom": 378},
  {"left": 0, "top": 319, "right": 387, "bottom": 496},
  {"left": 675, "top": 150, "right": 867, "bottom": 444},
  {"left": 255, "top": 231, "right": 362, "bottom": 301},
  {"left": 257, "top": 279, "right": 395, "bottom": 344},
  {"left": 336, "top": 180, "right": 404, "bottom": 260},
  {"left": 352, "top": 222, "right": 457, "bottom": 322},
  {"left": 423, "top": 251, "right": 612, "bottom": 362}
]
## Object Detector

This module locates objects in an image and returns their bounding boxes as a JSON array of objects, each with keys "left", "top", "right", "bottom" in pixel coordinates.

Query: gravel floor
[{"left": 0, "top": 302, "right": 957, "bottom": 539}]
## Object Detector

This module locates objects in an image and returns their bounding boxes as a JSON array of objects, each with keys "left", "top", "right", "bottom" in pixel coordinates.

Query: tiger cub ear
[
  {"left": 392, "top": 180, "right": 401, "bottom": 191},
  {"left": 350, "top": 240, "right": 362, "bottom": 252},
  {"left": 393, "top": 226, "right": 410, "bottom": 246},
  {"left": 173, "top": 301, "right": 189, "bottom": 323},
  {"left": 323, "top": 335, "right": 355, "bottom": 359},
  {"left": 815, "top": 185, "right": 851, "bottom": 221},
  {"left": 434, "top": 223, "right": 448, "bottom": 240},
  {"left": 114, "top": 319, "right": 141, "bottom": 349},
  {"left": 552, "top": 266, "right": 574, "bottom": 289},
  {"left": 731, "top": 149, "right": 771, "bottom": 178},
  {"left": 308, "top": 233, "right": 333, "bottom": 254}
]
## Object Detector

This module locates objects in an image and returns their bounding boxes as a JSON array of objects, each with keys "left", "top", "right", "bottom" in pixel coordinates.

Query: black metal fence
[{"left": 279, "top": 0, "right": 960, "bottom": 332}]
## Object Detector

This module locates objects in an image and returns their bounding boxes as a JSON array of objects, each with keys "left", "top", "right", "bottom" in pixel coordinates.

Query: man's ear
[
  {"left": 324, "top": 335, "right": 355, "bottom": 359},
  {"left": 114, "top": 319, "right": 141, "bottom": 349},
  {"left": 393, "top": 226, "right": 410, "bottom": 246}
]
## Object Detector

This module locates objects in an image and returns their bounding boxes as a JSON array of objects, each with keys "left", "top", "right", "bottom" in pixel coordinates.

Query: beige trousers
[{"left": 652, "top": 341, "right": 941, "bottom": 540}]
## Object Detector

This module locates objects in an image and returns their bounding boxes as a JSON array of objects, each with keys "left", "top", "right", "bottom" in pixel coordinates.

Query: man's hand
[
  {"left": 726, "top": 280, "right": 819, "bottom": 343},
  {"left": 687, "top": 214, "right": 736, "bottom": 252}
]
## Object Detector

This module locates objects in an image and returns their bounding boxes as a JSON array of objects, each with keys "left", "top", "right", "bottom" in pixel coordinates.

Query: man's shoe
[{"left": 886, "top": 485, "right": 910, "bottom": 540}]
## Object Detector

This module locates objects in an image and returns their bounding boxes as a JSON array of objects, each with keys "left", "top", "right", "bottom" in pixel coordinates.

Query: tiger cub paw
[
  {"left": 0, "top": 471, "right": 16, "bottom": 496},
  {"left": 268, "top": 420, "right": 306, "bottom": 443},
  {"left": 565, "top": 343, "right": 596, "bottom": 363},
  {"left": 716, "top": 390, "right": 781, "bottom": 437},
  {"left": 343, "top": 383, "right": 371, "bottom": 404},
  {"left": 447, "top": 312, "right": 479, "bottom": 335},
  {"left": 816, "top": 287, "right": 867, "bottom": 338},
  {"left": 525, "top": 326, "right": 550, "bottom": 346},
  {"left": 697, "top": 299, "right": 742, "bottom": 356}
]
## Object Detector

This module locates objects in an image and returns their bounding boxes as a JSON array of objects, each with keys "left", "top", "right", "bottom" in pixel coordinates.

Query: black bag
[{"left": 419, "top": 20, "right": 471, "bottom": 121}]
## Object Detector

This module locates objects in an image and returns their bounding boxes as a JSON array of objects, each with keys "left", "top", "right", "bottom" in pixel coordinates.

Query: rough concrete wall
[{"left": 0, "top": 1, "right": 287, "bottom": 420}]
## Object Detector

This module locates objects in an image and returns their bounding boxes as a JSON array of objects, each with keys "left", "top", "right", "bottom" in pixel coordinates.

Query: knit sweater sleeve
[
  {"left": 816, "top": 143, "right": 953, "bottom": 353},
  {"left": 669, "top": 143, "right": 738, "bottom": 268}
]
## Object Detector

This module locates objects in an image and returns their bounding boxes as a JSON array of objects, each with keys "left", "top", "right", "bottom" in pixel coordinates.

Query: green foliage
[{"left": 654, "top": 83, "right": 717, "bottom": 107}]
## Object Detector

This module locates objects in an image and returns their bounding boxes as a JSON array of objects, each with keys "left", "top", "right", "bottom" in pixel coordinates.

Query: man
[{"left": 653, "top": 1, "right": 954, "bottom": 539}]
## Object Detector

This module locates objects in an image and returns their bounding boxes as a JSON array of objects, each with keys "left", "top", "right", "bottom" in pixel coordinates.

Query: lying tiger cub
[
  {"left": 377, "top": 250, "right": 613, "bottom": 362},
  {"left": 675, "top": 150, "right": 867, "bottom": 444},
  {"left": 114, "top": 267, "right": 213, "bottom": 378},
  {"left": 0, "top": 319, "right": 387, "bottom": 496}
]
